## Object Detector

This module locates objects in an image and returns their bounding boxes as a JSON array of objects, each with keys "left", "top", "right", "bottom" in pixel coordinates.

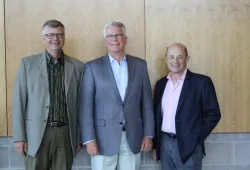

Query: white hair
[{"left": 103, "top": 21, "right": 126, "bottom": 39}]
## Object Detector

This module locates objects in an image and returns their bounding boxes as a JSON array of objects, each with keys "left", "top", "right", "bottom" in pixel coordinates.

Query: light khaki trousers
[{"left": 91, "top": 131, "right": 141, "bottom": 170}]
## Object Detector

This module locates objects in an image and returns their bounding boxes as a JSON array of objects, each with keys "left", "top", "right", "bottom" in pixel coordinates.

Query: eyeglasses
[
  {"left": 43, "top": 33, "right": 65, "bottom": 39},
  {"left": 105, "top": 34, "right": 125, "bottom": 39}
]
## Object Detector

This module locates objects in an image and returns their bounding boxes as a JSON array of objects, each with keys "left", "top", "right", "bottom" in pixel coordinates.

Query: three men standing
[
  {"left": 12, "top": 19, "right": 220, "bottom": 170},
  {"left": 79, "top": 21, "right": 155, "bottom": 170}
]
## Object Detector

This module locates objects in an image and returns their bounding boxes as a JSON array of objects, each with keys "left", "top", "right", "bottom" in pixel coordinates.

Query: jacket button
[{"left": 176, "top": 120, "right": 180, "bottom": 122}]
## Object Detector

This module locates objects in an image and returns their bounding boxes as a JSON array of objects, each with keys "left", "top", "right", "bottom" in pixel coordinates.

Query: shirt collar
[
  {"left": 167, "top": 68, "right": 187, "bottom": 81},
  {"left": 108, "top": 53, "right": 127, "bottom": 64},
  {"left": 45, "top": 50, "right": 64, "bottom": 65}
]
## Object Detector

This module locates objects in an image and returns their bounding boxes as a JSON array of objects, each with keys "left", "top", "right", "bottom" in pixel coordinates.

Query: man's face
[
  {"left": 42, "top": 26, "right": 65, "bottom": 52},
  {"left": 104, "top": 26, "right": 127, "bottom": 53},
  {"left": 165, "top": 45, "right": 189, "bottom": 74}
]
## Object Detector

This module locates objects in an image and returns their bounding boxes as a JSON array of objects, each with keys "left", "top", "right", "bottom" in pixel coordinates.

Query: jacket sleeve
[
  {"left": 153, "top": 80, "right": 160, "bottom": 149},
  {"left": 200, "top": 77, "right": 221, "bottom": 142},
  {"left": 12, "top": 59, "right": 27, "bottom": 142},
  {"left": 76, "top": 64, "right": 85, "bottom": 145},
  {"left": 141, "top": 61, "right": 155, "bottom": 137},
  {"left": 79, "top": 63, "right": 96, "bottom": 143}
]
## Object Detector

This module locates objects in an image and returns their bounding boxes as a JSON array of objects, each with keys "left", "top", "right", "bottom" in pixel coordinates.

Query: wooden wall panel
[
  {"left": 5, "top": 0, "right": 145, "bottom": 136},
  {"left": 3, "top": 0, "right": 250, "bottom": 135},
  {"left": 146, "top": 0, "right": 250, "bottom": 132},
  {"left": 0, "top": 0, "right": 7, "bottom": 136}
]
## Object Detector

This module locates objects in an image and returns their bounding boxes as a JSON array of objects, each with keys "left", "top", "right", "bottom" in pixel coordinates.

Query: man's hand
[
  {"left": 76, "top": 143, "right": 83, "bottom": 153},
  {"left": 152, "top": 149, "right": 157, "bottom": 160},
  {"left": 86, "top": 141, "right": 99, "bottom": 155},
  {"left": 14, "top": 141, "right": 27, "bottom": 156},
  {"left": 140, "top": 137, "right": 153, "bottom": 152}
]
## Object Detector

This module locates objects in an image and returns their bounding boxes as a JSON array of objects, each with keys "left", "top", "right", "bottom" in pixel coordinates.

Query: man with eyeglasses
[
  {"left": 12, "top": 19, "right": 84, "bottom": 170},
  {"left": 79, "top": 21, "right": 155, "bottom": 170},
  {"left": 152, "top": 43, "right": 221, "bottom": 170}
]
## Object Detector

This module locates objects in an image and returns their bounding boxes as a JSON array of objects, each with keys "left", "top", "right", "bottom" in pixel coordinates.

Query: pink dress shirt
[{"left": 161, "top": 69, "right": 187, "bottom": 134}]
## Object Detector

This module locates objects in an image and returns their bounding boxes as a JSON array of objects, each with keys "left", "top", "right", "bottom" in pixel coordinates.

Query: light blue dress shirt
[{"left": 108, "top": 54, "right": 128, "bottom": 102}]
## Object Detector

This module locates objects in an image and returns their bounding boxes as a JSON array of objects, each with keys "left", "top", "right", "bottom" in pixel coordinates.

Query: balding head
[
  {"left": 166, "top": 43, "right": 188, "bottom": 57},
  {"left": 165, "top": 43, "right": 189, "bottom": 76}
]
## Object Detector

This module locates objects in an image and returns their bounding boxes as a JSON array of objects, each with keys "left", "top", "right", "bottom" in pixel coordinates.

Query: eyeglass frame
[
  {"left": 43, "top": 33, "right": 65, "bottom": 39},
  {"left": 105, "top": 33, "right": 125, "bottom": 39}
]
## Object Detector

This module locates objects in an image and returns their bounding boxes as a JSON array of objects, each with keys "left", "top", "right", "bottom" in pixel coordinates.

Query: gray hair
[
  {"left": 42, "top": 19, "right": 65, "bottom": 35},
  {"left": 103, "top": 21, "right": 126, "bottom": 39}
]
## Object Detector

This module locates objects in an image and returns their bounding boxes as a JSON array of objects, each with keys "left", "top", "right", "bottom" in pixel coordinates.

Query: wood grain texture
[
  {"left": 0, "top": 0, "right": 7, "bottom": 136},
  {"left": 5, "top": 0, "right": 145, "bottom": 136},
  {"left": 146, "top": 0, "right": 250, "bottom": 132},
  {"left": 3, "top": 0, "right": 250, "bottom": 135}
]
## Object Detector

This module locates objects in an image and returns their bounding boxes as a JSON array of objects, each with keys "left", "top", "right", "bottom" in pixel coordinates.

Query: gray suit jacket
[
  {"left": 12, "top": 52, "right": 84, "bottom": 157},
  {"left": 79, "top": 54, "right": 154, "bottom": 156}
]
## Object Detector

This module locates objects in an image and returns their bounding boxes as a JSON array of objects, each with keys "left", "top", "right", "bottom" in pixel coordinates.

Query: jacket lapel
[
  {"left": 124, "top": 55, "right": 135, "bottom": 102},
  {"left": 38, "top": 53, "right": 49, "bottom": 89},
  {"left": 102, "top": 54, "right": 123, "bottom": 104},
  {"left": 64, "top": 56, "right": 74, "bottom": 96},
  {"left": 176, "top": 69, "right": 192, "bottom": 114}
]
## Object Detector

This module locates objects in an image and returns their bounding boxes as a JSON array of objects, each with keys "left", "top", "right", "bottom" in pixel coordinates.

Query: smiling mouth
[{"left": 51, "top": 42, "right": 60, "bottom": 45}]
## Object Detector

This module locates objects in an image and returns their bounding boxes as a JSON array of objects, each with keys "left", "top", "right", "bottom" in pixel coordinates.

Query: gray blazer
[
  {"left": 12, "top": 52, "right": 84, "bottom": 157},
  {"left": 79, "top": 54, "right": 154, "bottom": 156}
]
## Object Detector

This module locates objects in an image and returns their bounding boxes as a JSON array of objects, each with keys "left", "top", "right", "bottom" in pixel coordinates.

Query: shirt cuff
[{"left": 83, "top": 140, "right": 95, "bottom": 145}]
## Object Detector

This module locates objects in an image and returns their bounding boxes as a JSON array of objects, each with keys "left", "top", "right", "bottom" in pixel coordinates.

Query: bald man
[{"left": 152, "top": 43, "right": 221, "bottom": 170}]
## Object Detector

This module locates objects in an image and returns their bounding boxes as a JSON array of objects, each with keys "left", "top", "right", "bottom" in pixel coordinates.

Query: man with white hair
[{"left": 79, "top": 21, "right": 155, "bottom": 170}]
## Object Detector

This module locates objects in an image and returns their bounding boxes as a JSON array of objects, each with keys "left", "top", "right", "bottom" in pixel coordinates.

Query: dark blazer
[
  {"left": 153, "top": 69, "right": 221, "bottom": 163},
  {"left": 79, "top": 54, "right": 154, "bottom": 156}
]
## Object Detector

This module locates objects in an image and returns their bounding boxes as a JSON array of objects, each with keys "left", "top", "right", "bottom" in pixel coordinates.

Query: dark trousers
[
  {"left": 24, "top": 126, "right": 73, "bottom": 170},
  {"left": 160, "top": 132, "right": 203, "bottom": 170}
]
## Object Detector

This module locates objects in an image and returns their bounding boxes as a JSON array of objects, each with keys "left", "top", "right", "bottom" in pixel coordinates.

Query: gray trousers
[
  {"left": 160, "top": 132, "right": 203, "bottom": 170},
  {"left": 24, "top": 126, "right": 73, "bottom": 170}
]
